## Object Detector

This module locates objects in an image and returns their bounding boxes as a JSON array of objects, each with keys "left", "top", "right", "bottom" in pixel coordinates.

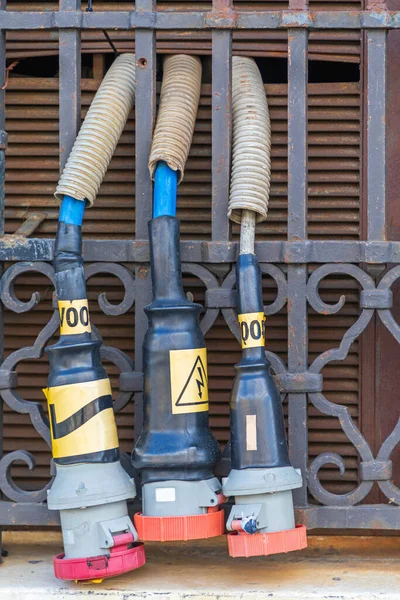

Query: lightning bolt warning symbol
[
  {"left": 169, "top": 348, "right": 209, "bottom": 414},
  {"left": 196, "top": 366, "right": 205, "bottom": 399}
]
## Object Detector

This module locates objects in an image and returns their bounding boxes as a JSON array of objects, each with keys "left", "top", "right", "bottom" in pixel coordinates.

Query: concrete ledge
[{"left": 1, "top": 531, "right": 399, "bottom": 600}]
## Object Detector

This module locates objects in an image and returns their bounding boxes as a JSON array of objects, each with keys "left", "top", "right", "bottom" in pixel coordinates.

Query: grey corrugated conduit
[
  {"left": 148, "top": 54, "right": 202, "bottom": 183},
  {"left": 228, "top": 56, "right": 271, "bottom": 246},
  {"left": 55, "top": 53, "right": 136, "bottom": 206}
]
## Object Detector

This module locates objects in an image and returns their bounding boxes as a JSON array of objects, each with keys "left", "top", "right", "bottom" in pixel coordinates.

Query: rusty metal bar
[
  {"left": 296, "top": 505, "right": 400, "bottom": 529},
  {"left": 13, "top": 212, "right": 46, "bottom": 237},
  {"left": 288, "top": 33, "right": 308, "bottom": 240},
  {"left": 0, "top": 10, "right": 400, "bottom": 31},
  {"left": 287, "top": 25, "right": 309, "bottom": 507},
  {"left": 134, "top": 0, "right": 156, "bottom": 441},
  {"left": 59, "top": 0, "right": 81, "bottom": 171},
  {"left": 1, "top": 500, "right": 400, "bottom": 530},
  {"left": 211, "top": 0, "right": 232, "bottom": 242},
  {"left": 3, "top": 239, "right": 400, "bottom": 264},
  {"left": 367, "top": 29, "right": 387, "bottom": 241}
]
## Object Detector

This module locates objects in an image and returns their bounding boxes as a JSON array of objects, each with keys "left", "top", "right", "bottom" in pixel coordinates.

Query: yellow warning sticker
[
  {"left": 238, "top": 311, "right": 266, "bottom": 348},
  {"left": 169, "top": 347, "right": 209, "bottom": 414},
  {"left": 58, "top": 299, "right": 91, "bottom": 335},
  {"left": 43, "top": 378, "right": 118, "bottom": 459}
]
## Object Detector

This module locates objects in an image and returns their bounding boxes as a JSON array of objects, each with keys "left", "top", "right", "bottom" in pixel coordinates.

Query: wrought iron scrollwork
[
  {"left": 306, "top": 264, "right": 400, "bottom": 506},
  {"left": 372, "top": 266, "right": 400, "bottom": 504},
  {"left": 377, "top": 265, "right": 400, "bottom": 343},
  {"left": 1, "top": 259, "right": 400, "bottom": 512},
  {"left": 375, "top": 420, "right": 400, "bottom": 505},
  {"left": 0, "top": 261, "right": 138, "bottom": 503},
  {"left": 85, "top": 262, "right": 135, "bottom": 316},
  {"left": 1, "top": 262, "right": 56, "bottom": 314},
  {"left": 0, "top": 451, "right": 52, "bottom": 503}
]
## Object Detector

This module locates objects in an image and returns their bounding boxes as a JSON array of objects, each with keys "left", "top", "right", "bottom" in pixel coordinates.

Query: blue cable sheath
[
  {"left": 59, "top": 195, "right": 86, "bottom": 226},
  {"left": 153, "top": 161, "right": 178, "bottom": 218}
]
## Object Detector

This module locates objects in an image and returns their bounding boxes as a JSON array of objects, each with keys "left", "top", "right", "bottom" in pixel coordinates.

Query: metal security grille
[{"left": 0, "top": 0, "right": 399, "bottom": 543}]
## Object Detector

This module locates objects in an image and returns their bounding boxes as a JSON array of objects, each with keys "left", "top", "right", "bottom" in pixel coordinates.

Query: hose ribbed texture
[
  {"left": 55, "top": 54, "right": 136, "bottom": 207},
  {"left": 228, "top": 56, "right": 271, "bottom": 224},
  {"left": 148, "top": 54, "right": 202, "bottom": 184}
]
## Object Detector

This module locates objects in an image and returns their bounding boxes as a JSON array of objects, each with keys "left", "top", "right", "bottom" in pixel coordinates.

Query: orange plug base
[
  {"left": 134, "top": 508, "right": 225, "bottom": 542},
  {"left": 227, "top": 524, "right": 307, "bottom": 558}
]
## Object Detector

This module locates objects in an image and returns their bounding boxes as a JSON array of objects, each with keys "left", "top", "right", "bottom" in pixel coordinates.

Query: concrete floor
[{"left": 0, "top": 531, "right": 399, "bottom": 600}]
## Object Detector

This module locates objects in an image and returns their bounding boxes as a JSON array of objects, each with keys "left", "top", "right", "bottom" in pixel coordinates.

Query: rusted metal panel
[
  {"left": 1, "top": 0, "right": 398, "bottom": 532},
  {"left": 3, "top": 78, "right": 361, "bottom": 243},
  {"left": 5, "top": 29, "right": 361, "bottom": 63}
]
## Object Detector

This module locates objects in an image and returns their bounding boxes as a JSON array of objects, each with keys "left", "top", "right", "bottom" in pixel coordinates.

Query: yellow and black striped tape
[
  {"left": 238, "top": 311, "right": 266, "bottom": 349},
  {"left": 43, "top": 378, "right": 119, "bottom": 462},
  {"left": 58, "top": 298, "right": 91, "bottom": 335}
]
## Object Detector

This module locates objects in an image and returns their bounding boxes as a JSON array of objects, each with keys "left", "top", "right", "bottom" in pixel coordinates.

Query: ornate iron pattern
[{"left": 0, "top": 0, "right": 399, "bottom": 535}]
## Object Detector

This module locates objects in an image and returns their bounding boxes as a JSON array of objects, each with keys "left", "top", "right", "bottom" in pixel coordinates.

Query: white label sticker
[
  {"left": 246, "top": 415, "right": 257, "bottom": 451},
  {"left": 63, "top": 529, "right": 75, "bottom": 546},
  {"left": 155, "top": 487, "right": 176, "bottom": 503}
]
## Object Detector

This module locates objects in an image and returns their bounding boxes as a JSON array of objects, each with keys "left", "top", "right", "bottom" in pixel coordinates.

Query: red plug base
[{"left": 53, "top": 534, "right": 145, "bottom": 582}]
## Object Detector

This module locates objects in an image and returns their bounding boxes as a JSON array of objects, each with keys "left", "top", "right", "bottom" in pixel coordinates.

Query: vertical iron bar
[
  {"left": 0, "top": 0, "right": 6, "bottom": 563},
  {"left": 361, "top": 0, "right": 387, "bottom": 498},
  {"left": 287, "top": 27, "right": 308, "bottom": 507},
  {"left": 211, "top": 0, "right": 232, "bottom": 242},
  {"left": 59, "top": 0, "right": 81, "bottom": 171},
  {"left": 359, "top": 25, "right": 379, "bottom": 502},
  {"left": 288, "top": 30, "right": 307, "bottom": 240},
  {"left": 134, "top": 0, "right": 156, "bottom": 441},
  {"left": 367, "top": 29, "right": 387, "bottom": 241}
]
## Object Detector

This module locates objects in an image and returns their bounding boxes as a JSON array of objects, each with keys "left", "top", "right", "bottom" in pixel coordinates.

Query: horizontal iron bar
[
  {"left": 0, "top": 502, "right": 60, "bottom": 526},
  {"left": 0, "top": 10, "right": 399, "bottom": 30},
  {"left": 360, "top": 460, "right": 392, "bottom": 481},
  {"left": 3, "top": 239, "right": 400, "bottom": 264},
  {"left": 1, "top": 502, "right": 400, "bottom": 529},
  {"left": 275, "top": 372, "right": 323, "bottom": 393},
  {"left": 296, "top": 505, "right": 400, "bottom": 530},
  {"left": 360, "top": 289, "right": 393, "bottom": 309}
]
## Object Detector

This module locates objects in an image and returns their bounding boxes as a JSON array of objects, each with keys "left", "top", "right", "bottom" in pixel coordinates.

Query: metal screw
[{"left": 138, "top": 266, "right": 148, "bottom": 279}]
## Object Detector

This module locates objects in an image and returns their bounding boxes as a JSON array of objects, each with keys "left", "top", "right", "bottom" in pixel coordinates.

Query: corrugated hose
[
  {"left": 148, "top": 54, "right": 202, "bottom": 184},
  {"left": 55, "top": 53, "right": 136, "bottom": 207},
  {"left": 228, "top": 56, "right": 271, "bottom": 226}
]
